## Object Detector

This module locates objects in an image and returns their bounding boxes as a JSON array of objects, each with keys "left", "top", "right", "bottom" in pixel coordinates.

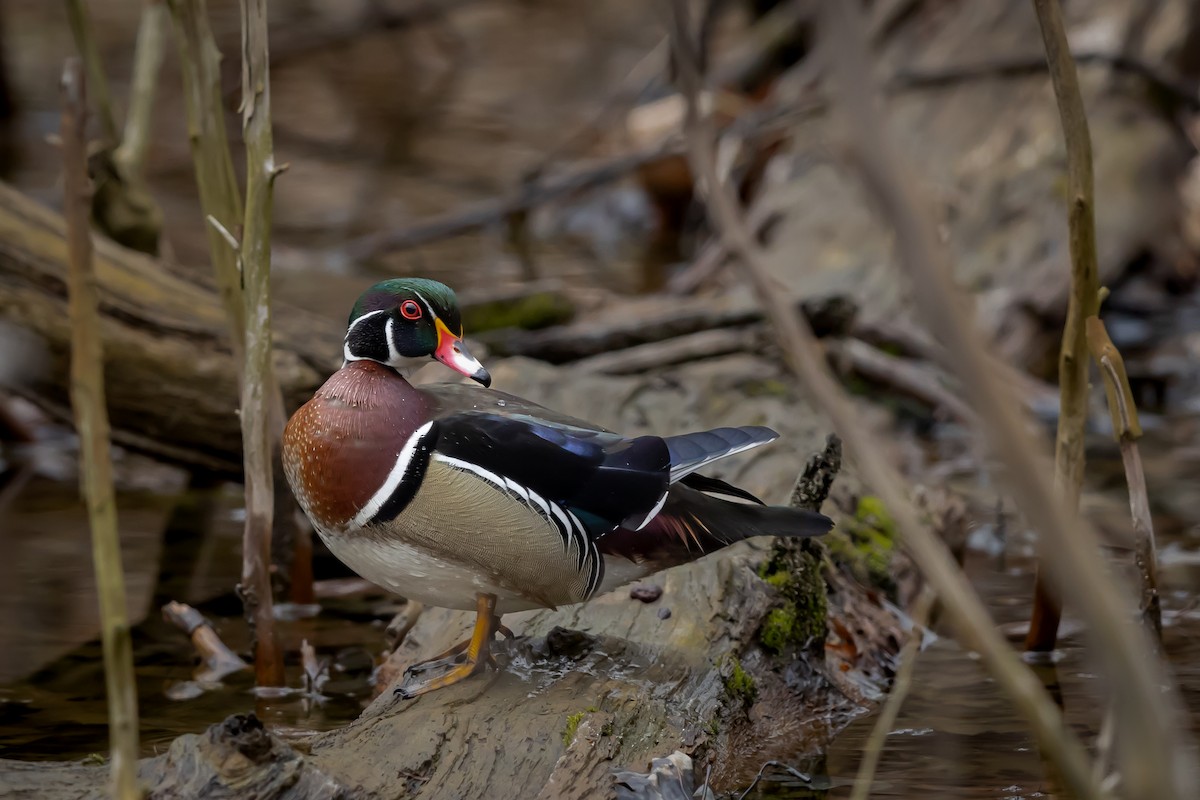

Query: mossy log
[
  {"left": 0, "top": 358, "right": 915, "bottom": 799},
  {"left": 0, "top": 181, "right": 339, "bottom": 475}
]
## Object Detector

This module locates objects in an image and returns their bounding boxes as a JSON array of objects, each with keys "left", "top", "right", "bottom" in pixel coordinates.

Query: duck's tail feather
[{"left": 599, "top": 485, "right": 833, "bottom": 566}]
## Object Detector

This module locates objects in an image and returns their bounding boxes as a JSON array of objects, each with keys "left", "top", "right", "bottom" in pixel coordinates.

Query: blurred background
[{"left": 0, "top": 0, "right": 1198, "bottom": 797}]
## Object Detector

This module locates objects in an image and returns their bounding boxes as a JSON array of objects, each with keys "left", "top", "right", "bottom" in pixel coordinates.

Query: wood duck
[{"left": 283, "top": 278, "right": 833, "bottom": 697}]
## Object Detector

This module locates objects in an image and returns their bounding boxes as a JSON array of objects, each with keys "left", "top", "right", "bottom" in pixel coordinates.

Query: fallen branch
[
  {"left": 827, "top": 337, "right": 975, "bottom": 424},
  {"left": 819, "top": 0, "right": 1193, "bottom": 796},
  {"left": 61, "top": 58, "right": 140, "bottom": 800},
  {"left": 339, "top": 139, "right": 685, "bottom": 263},
  {"left": 162, "top": 601, "right": 249, "bottom": 682},
  {"left": 572, "top": 327, "right": 761, "bottom": 375},
  {"left": 481, "top": 293, "right": 856, "bottom": 363},
  {"left": 1086, "top": 317, "right": 1161, "bottom": 640},
  {"left": 891, "top": 50, "right": 1199, "bottom": 111},
  {"left": 0, "top": 180, "right": 338, "bottom": 475}
]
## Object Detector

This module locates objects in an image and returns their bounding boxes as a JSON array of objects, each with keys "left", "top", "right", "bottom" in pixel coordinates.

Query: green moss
[
  {"left": 724, "top": 658, "right": 757, "bottom": 703},
  {"left": 562, "top": 711, "right": 587, "bottom": 747},
  {"left": 600, "top": 720, "right": 615, "bottom": 737},
  {"left": 826, "top": 494, "right": 897, "bottom": 594},
  {"left": 756, "top": 544, "right": 828, "bottom": 653},
  {"left": 462, "top": 292, "right": 574, "bottom": 333},
  {"left": 706, "top": 718, "right": 720, "bottom": 736}
]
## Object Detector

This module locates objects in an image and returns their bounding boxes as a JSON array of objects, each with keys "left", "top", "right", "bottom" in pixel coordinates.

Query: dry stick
[
  {"left": 1023, "top": 0, "right": 1103, "bottom": 657},
  {"left": 170, "top": 0, "right": 298, "bottom": 679},
  {"left": 115, "top": 0, "right": 168, "bottom": 179},
  {"left": 167, "top": 0, "right": 246, "bottom": 363},
  {"left": 849, "top": 589, "right": 934, "bottom": 800},
  {"left": 162, "top": 601, "right": 249, "bottom": 682},
  {"left": 1085, "top": 317, "right": 1161, "bottom": 640},
  {"left": 668, "top": 1, "right": 1108, "bottom": 797},
  {"left": 235, "top": 0, "right": 286, "bottom": 688},
  {"left": 64, "top": 0, "right": 119, "bottom": 145},
  {"left": 817, "top": 1, "right": 1194, "bottom": 797},
  {"left": 60, "top": 59, "right": 141, "bottom": 800}
]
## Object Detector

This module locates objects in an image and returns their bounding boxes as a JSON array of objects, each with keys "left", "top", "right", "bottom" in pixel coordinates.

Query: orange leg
[{"left": 396, "top": 593, "right": 500, "bottom": 699}]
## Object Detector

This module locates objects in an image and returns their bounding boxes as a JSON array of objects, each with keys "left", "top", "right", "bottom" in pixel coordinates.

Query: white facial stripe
[
  {"left": 632, "top": 491, "right": 669, "bottom": 531},
  {"left": 384, "top": 316, "right": 400, "bottom": 363},
  {"left": 343, "top": 309, "right": 388, "bottom": 363},
  {"left": 350, "top": 422, "right": 434, "bottom": 529},
  {"left": 411, "top": 290, "right": 438, "bottom": 322}
]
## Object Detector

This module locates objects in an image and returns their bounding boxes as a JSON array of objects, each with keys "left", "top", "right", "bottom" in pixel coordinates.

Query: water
[{"left": 0, "top": 468, "right": 389, "bottom": 761}]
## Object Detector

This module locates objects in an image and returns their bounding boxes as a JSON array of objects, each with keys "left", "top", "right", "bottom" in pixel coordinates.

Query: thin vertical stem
[
  {"left": 1085, "top": 317, "right": 1161, "bottom": 640},
  {"left": 61, "top": 58, "right": 142, "bottom": 800},
  {"left": 166, "top": 0, "right": 246, "bottom": 362},
  {"left": 1024, "top": 0, "right": 1102, "bottom": 656},
  {"left": 115, "top": 0, "right": 168, "bottom": 179},
  {"left": 64, "top": 0, "right": 119, "bottom": 144},
  {"left": 238, "top": 0, "right": 285, "bottom": 687}
]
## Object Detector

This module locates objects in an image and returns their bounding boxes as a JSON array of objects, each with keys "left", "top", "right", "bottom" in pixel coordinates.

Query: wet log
[
  {"left": 0, "top": 358, "right": 916, "bottom": 799},
  {"left": 0, "top": 181, "right": 340, "bottom": 475},
  {"left": 0, "top": 541, "right": 907, "bottom": 800},
  {"left": 0, "top": 714, "right": 353, "bottom": 799}
]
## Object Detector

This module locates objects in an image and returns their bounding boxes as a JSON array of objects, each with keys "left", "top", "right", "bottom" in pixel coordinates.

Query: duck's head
[{"left": 343, "top": 278, "right": 491, "bottom": 387}]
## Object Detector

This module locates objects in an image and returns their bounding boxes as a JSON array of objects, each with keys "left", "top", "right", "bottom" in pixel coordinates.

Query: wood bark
[{"left": 0, "top": 181, "right": 339, "bottom": 476}]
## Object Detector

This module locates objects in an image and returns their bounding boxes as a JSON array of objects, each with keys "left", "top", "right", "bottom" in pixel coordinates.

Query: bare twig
[
  {"left": 237, "top": 0, "right": 285, "bottom": 688},
  {"left": 64, "top": 0, "right": 119, "bottom": 145},
  {"left": 115, "top": 0, "right": 168, "bottom": 179},
  {"left": 340, "top": 140, "right": 685, "bottom": 263},
  {"left": 890, "top": 51, "right": 1198, "bottom": 111},
  {"left": 167, "top": 0, "right": 246, "bottom": 363},
  {"left": 816, "top": 1, "right": 1194, "bottom": 796},
  {"left": 60, "top": 58, "right": 141, "bottom": 800},
  {"left": 1086, "top": 317, "right": 1161, "bottom": 640},
  {"left": 1119, "top": 0, "right": 1165, "bottom": 61},
  {"left": 827, "top": 337, "right": 975, "bottom": 424},
  {"left": 1023, "top": 0, "right": 1103, "bottom": 657},
  {"left": 162, "top": 601, "right": 249, "bottom": 682},
  {"left": 849, "top": 589, "right": 934, "bottom": 800}
]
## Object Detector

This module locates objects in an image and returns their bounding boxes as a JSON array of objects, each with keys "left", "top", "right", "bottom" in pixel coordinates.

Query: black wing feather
[{"left": 435, "top": 412, "right": 670, "bottom": 537}]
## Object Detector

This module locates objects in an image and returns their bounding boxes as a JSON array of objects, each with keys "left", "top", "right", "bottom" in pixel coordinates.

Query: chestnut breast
[{"left": 283, "top": 361, "right": 430, "bottom": 531}]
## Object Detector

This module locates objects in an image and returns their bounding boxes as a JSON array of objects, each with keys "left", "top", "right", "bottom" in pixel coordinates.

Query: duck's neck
[{"left": 320, "top": 360, "right": 431, "bottom": 436}]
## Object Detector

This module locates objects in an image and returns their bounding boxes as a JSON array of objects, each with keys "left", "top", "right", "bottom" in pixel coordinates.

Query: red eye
[{"left": 400, "top": 300, "right": 422, "bottom": 320}]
